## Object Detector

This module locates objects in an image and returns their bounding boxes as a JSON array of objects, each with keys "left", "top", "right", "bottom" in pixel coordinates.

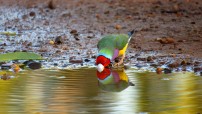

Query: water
[{"left": 0, "top": 68, "right": 202, "bottom": 114}]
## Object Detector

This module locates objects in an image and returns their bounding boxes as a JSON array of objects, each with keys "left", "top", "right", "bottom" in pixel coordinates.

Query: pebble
[
  {"left": 84, "top": 59, "right": 90, "bottom": 62},
  {"left": 156, "top": 67, "right": 163, "bottom": 74},
  {"left": 164, "top": 68, "right": 172, "bottom": 74},
  {"left": 181, "top": 60, "right": 187, "bottom": 65},
  {"left": 69, "top": 59, "right": 83, "bottom": 63},
  {"left": 48, "top": 0, "right": 56, "bottom": 9},
  {"left": 147, "top": 56, "right": 153, "bottom": 62},
  {"left": 49, "top": 40, "right": 54, "bottom": 45},
  {"left": 1, "top": 63, "right": 12, "bottom": 70},
  {"left": 115, "top": 24, "right": 122, "bottom": 30},
  {"left": 55, "top": 36, "right": 63, "bottom": 44},
  {"left": 29, "top": 12, "right": 36, "bottom": 17},
  {"left": 157, "top": 37, "right": 175, "bottom": 44},
  {"left": 28, "top": 62, "right": 42, "bottom": 70},
  {"left": 168, "top": 62, "right": 180, "bottom": 68},
  {"left": 137, "top": 57, "right": 147, "bottom": 61},
  {"left": 194, "top": 67, "right": 202, "bottom": 72},
  {"left": 70, "top": 30, "right": 78, "bottom": 35}
]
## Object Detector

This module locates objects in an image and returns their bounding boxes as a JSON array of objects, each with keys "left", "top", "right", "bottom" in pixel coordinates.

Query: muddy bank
[{"left": 0, "top": 0, "right": 201, "bottom": 74}]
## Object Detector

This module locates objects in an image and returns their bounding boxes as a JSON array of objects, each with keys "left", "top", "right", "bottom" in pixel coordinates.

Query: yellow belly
[
  {"left": 118, "top": 43, "right": 128, "bottom": 56},
  {"left": 116, "top": 70, "right": 129, "bottom": 82}
]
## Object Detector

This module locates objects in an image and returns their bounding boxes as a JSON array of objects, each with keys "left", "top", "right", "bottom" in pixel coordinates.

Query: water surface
[{"left": 0, "top": 68, "right": 202, "bottom": 114}]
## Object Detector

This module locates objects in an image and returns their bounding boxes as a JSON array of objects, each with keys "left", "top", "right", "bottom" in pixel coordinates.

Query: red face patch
[
  {"left": 96, "top": 68, "right": 111, "bottom": 80},
  {"left": 96, "top": 56, "right": 110, "bottom": 67}
]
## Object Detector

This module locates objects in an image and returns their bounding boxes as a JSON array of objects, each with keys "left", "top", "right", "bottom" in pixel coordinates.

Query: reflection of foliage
[
  {"left": 98, "top": 80, "right": 129, "bottom": 92},
  {"left": 0, "top": 52, "right": 43, "bottom": 62},
  {"left": 0, "top": 71, "right": 15, "bottom": 80}
]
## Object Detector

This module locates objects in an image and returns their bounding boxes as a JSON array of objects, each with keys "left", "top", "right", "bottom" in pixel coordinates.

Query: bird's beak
[{"left": 97, "top": 64, "right": 104, "bottom": 72}]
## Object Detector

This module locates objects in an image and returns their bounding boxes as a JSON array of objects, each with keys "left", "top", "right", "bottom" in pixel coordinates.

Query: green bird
[{"left": 96, "top": 30, "right": 135, "bottom": 72}]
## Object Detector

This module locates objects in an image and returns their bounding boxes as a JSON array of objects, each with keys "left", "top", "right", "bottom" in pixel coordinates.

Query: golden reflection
[{"left": 96, "top": 68, "right": 134, "bottom": 92}]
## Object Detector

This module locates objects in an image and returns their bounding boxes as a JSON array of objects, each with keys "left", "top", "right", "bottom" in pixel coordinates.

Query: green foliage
[
  {"left": 0, "top": 52, "right": 43, "bottom": 62},
  {"left": 0, "top": 32, "right": 16, "bottom": 36}
]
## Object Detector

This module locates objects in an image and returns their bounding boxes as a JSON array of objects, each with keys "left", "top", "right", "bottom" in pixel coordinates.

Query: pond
[{"left": 0, "top": 68, "right": 202, "bottom": 114}]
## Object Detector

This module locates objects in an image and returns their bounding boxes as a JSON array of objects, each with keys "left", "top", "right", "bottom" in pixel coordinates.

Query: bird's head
[
  {"left": 96, "top": 55, "right": 110, "bottom": 72},
  {"left": 96, "top": 68, "right": 111, "bottom": 80}
]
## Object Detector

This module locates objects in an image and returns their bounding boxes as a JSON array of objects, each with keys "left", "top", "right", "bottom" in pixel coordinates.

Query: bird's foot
[{"left": 113, "top": 61, "right": 124, "bottom": 68}]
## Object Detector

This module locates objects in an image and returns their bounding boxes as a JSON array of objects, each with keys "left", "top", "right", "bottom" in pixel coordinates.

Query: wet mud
[{"left": 0, "top": 0, "right": 201, "bottom": 75}]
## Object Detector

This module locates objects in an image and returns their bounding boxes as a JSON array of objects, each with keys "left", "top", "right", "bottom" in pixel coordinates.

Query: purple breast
[{"left": 112, "top": 49, "right": 119, "bottom": 60}]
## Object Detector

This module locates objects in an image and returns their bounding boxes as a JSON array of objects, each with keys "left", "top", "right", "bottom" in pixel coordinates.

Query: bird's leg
[
  {"left": 118, "top": 54, "right": 125, "bottom": 65},
  {"left": 114, "top": 54, "right": 125, "bottom": 67}
]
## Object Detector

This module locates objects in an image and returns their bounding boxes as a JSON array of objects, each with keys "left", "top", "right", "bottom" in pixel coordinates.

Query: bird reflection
[{"left": 96, "top": 68, "right": 134, "bottom": 92}]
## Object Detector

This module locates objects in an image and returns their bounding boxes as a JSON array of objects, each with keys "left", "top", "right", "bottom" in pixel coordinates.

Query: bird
[
  {"left": 96, "top": 68, "right": 134, "bottom": 92},
  {"left": 96, "top": 30, "right": 135, "bottom": 72}
]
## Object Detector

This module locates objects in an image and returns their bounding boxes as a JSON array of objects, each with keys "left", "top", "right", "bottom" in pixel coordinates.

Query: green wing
[
  {"left": 114, "top": 34, "right": 129, "bottom": 50},
  {"left": 97, "top": 34, "right": 129, "bottom": 50},
  {"left": 97, "top": 35, "right": 114, "bottom": 50}
]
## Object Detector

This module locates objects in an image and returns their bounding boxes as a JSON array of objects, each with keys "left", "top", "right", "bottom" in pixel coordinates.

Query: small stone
[
  {"left": 28, "top": 62, "right": 42, "bottom": 70},
  {"left": 177, "top": 40, "right": 186, "bottom": 42},
  {"left": 69, "top": 59, "right": 83, "bottom": 63},
  {"left": 56, "top": 50, "right": 61, "bottom": 53},
  {"left": 75, "top": 37, "right": 80, "bottom": 41},
  {"left": 126, "top": 15, "right": 133, "bottom": 19},
  {"left": 104, "top": 10, "right": 110, "bottom": 14},
  {"left": 87, "top": 35, "right": 94, "bottom": 39},
  {"left": 70, "top": 30, "right": 78, "bottom": 34},
  {"left": 190, "top": 22, "right": 195, "bottom": 24},
  {"left": 194, "top": 61, "right": 201, "bottom": 66},
  {"left": 49, "top": 40, "right": 54, "bottom": 45},
  {"left": 157, "top": 37, "right": 175, "bottom": 44},
  {"left": 84, "top": 59, "right": 90, "bottom": 62},
  {"left": 156, "top": 67, "right": 163, "bottom": 74},
  {"left": 168, "top": 62, "right": 179, "bottom": 68},
  {"left": 194, "top": 67, "right": 202, "bottom": 72},
  {"left": 115, "top": 24, "right": 122, "bottom": 30},
  {"left": 29, "top": 12, "right": 36, "bottom": 17},
  {"left": 1, "top": 63, "right": 12, "bottom": 70},
  {"left": 27, "top": 42, "right": 32, "bottom": 46},
  {"left": 55, "top": 36, "right": 63, "bottom": 44},
  {"left": 38, "top": 48, "right": 48, "bottom": 52},
  {"left": 53, "top": 63, "right": 58, "bottom": 66},
  {"left": 164, "top": 68, "right": 172, "bottom": 74},
  {"left": 147, "top": 56, "right": 153, "bottom": 61},
  {"left": 23, "top": 60, "right": 34, "bottom": 66},
  {"left": 22, "top": 14, "right": 28, "bottom": 20},
  {"left": 181, "top": 60, "right": 187, "bottom": 65},
  {"left": 95, "top": 14, "right": 100, "bottom": 19},
  {"left": 48, "top": 0, "right": 56, "bottom": 9},
  {"left": 91, "top": 55, "right": 96, "bottom": 59},
  {"left": 150, "top": 64, "right": 158, "bottom": 67},
  {"left": 62, "top": 64, "right": 68, "bottom": 67},
  {"left": 137, "top": 57, "right": 147, "bottom": 61}
]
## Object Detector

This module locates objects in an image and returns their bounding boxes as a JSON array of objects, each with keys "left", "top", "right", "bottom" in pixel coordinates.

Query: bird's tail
[{"left": 127, "top": 29, "right": 135, "bottom": 42}]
